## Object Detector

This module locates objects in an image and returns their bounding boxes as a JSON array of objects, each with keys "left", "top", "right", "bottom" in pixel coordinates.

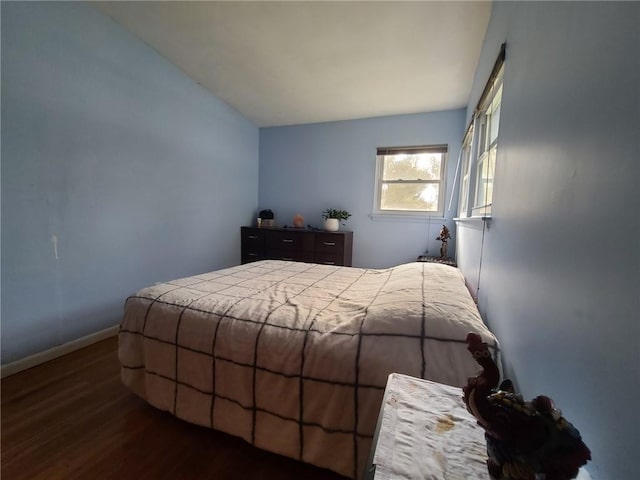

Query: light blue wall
[
  {"left": 1, "top": 2, "right": 259, "bottom": 364},
  {"left": 259, "top": 110, "right": 465, "bottom": 268},
  {"left": 456, "top": 2, "right": 639, "bottom": 478}
]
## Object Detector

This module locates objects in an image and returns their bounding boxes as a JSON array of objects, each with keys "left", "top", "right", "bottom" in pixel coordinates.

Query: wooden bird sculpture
[
  {"left": 462, "top": 333, "right": 591, "bottom": 480},
  {"left": 436, "top": 224, "right": 451, "bottom": 259}
]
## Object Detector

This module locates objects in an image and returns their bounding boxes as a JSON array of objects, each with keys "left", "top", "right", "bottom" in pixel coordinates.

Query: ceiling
[{"left": 93, "top": 1, "right": 491, "bottom": 127}]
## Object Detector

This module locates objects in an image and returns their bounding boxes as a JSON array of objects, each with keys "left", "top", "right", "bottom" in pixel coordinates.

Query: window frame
[
  {"left": 458, "top": 44, "right": 505, "bottom": 219},
  {"left": 373, "top": 144, "right": 448, "bottom": 218},
  {"left": 458, "top": 127, "right": 474, "bottom": 217}
]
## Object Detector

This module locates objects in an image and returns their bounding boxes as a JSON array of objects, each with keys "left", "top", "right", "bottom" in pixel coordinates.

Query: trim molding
[
  {"left": 369, "top": 214, "right": 447, "bottom": 222},
  {"left": 1, "top": 325, "right": 119, "bottom": 378}
]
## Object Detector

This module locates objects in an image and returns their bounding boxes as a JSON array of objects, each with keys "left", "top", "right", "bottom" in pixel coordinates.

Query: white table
[
  {"left": 366, "top": 373, "right": 489, "bottom": 480},
  {"left": 366, "top": 373, "right": 593, "bottom": 480}
]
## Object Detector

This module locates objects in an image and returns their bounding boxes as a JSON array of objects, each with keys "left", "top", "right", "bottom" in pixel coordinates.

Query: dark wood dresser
[{"left": 241, "top": 227, "right": 353, "bottom": 266}]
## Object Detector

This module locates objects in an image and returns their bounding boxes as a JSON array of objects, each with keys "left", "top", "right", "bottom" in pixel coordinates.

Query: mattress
[{"left": 119, "top": 260, "right": 499, "bottom": 479}]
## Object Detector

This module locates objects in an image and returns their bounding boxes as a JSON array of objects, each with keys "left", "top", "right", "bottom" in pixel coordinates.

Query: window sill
[
  {"left": 369, "top": 213, "right": 446, "bottom": 223},
  {"left": 454, "top": 216, "right": 492, "bottom": 231},
  {"left": 453, "top": 216, "right": 491, "bottom": 223}
]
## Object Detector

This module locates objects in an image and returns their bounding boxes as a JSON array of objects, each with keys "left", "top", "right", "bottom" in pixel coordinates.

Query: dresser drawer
[
  {"left": 268, "top": 249, "right": 315, "bottom": 263},
  {"left": 314, "top": 233, "right": 345, "bottom": 253},
  {"left": 241, "top": 251, "right": 264, "bottom": 263},
  {"left": 314, "top": 252, "right": 346, "bottom": 266},
  {"left": 242, "top": 228, "right": 264, "bottom": 248},
  {"left": 241, "top": 227, "right": 265, "bottom": 264},
  {"left": 266, "top": 230, "right": 314, "bottom": 252}
]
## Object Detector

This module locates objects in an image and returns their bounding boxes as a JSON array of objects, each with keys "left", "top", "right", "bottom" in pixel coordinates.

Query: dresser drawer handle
[
  {"left": 281, "top": 257, "right": 293, "bottom": 261},
  {"left": 248, "top": 253, "right": 258, "bottom": 257},
  {"left": 282, "top": 239, "right": 294, "bottom": 243},
  {"left": 247, "top": 235, "right": 258, "bottom": 239},
  {"left": 323, "top": 261, "right": 336, "bottom": 265},
  {"left": 322, "top": 242, "right": 336, "bottom": 246}
]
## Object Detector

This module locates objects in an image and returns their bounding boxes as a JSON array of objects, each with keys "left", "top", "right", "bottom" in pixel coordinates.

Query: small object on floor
[
  {"left": 416, "top": 255, "right": 457, "bottom": 267},
  {"left": 462, "top": 333, "right": 591, "bottom": 480}
]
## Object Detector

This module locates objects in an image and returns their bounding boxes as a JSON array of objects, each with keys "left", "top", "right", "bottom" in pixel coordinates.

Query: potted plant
[
  {"left": 258, "top": 209, "right": 275, "bottom": 227},
  {"left": 322, "top": 208, "right": 351, "bottom": 232}
]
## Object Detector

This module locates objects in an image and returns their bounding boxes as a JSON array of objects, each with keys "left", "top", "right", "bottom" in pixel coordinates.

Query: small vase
[{"left": 324, "top": 218, "right": 339, "bottom": 231}]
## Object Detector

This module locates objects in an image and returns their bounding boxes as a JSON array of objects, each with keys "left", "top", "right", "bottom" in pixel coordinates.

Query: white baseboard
[{"left": 1, "top": 325, "right": 120, "bottom": 378}]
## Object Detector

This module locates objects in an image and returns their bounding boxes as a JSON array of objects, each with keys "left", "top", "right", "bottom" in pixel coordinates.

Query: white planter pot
[{"left": 324, "top": 218, "right": 340, "bottom": 231}]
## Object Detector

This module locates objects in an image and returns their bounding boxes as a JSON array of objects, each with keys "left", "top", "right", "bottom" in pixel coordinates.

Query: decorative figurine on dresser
[
  {"left": 258, "top": 209, "right": 275, "bottom": 227},
  {"left": 436, "top": 224, "right": 452, "bottom": 259},
  {"left": 462, "top": 333, "right": 591, "bottom": 480},
  {"left": 292, "top": 213, "right": 305, "bottom": 228}
]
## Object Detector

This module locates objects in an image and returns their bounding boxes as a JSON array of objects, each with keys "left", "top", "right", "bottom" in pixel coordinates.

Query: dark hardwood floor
[{"left": 1, "top": 336, "right": 348, "bottom": 480}]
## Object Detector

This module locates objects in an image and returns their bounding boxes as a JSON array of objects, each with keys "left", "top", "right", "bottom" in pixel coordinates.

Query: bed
[{"left": 118, "top": 260, "right": 499, "bottom": 479}]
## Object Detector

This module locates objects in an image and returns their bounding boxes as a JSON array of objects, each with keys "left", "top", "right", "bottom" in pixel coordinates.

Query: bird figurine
[{"left": 462, "top": 333, "right": 591, "bottom": 480}]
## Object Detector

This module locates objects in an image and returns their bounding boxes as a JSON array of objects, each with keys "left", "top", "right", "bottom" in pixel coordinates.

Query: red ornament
[{"left": 292, "top": 214, "right": 304, "bottom": 228}]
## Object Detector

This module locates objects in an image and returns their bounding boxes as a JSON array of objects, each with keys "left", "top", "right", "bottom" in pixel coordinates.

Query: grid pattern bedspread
[{"left": 118, "top": 260, "right": 499, "bottom": 479}]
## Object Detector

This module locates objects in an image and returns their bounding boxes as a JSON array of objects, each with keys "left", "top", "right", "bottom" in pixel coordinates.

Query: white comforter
[{"left": 119, "top": 260, "right": 499, "bottom": 479}]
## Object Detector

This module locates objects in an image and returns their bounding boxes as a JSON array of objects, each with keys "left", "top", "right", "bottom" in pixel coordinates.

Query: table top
[
  {"left": 368, "top": 374, "right": 593, "bottom": 480},
  {"left": 369, "top": 374, "right": 489, "bottom": 480}
]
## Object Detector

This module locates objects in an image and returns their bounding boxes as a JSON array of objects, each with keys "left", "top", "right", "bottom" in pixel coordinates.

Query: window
[
  {"left": 374, "top": 144, "right": 448, "bottom": 216},
  {"left": 458, "top": 127, "right": 474, "bottom": 216},
  {"left": 459, "top": 44, "right": 505, "bottom": 218}
]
